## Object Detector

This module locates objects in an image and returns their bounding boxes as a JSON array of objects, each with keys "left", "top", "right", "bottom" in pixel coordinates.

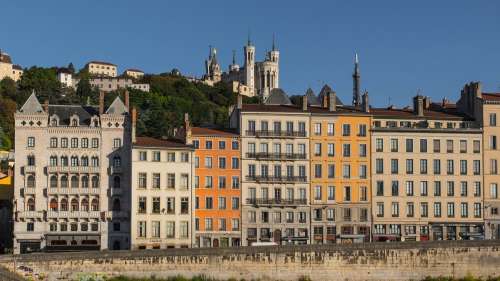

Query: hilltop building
[
  {"left": 85, "top": 61, "right": 118, "bottom": 77},
  {"left": 203, "top": 36, "right": 279, "bottom": 100},
  {"left": 0, "top": 49, "right": 23, "bottom": 81}
]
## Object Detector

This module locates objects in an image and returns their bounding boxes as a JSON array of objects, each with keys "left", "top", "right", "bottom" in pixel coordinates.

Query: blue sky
[{"left": 2, "top": 1, "right": 500, "bottom": 106}]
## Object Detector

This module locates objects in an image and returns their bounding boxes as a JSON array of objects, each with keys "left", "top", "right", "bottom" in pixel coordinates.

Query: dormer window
[
  {"left": 70, "top": 114, "right": 79, "bottom": 127},
  {"left": 90, "top": 116, "right": 100, "bottom": 128},
  {"left": 50, "top": 114, "right": 60, "bottom": 127},
  {"left": 72, "top": 119, "right": 78, "bottom": 126}
]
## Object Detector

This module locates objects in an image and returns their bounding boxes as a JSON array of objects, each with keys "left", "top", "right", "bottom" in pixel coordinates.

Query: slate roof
[
  {"left": 0, "top": 53, "right": 12, "bottom": 64},
  {"left": 106, "top": 97, "right": 128, "bottom": 115},
  {"left": 370, "top": 105, "right": 470, "bottom": 120},
  {"left": 134, "top": 136, "right": 193, "bottom": 149},
  {"left": 318, "top": 84, "right": 343, "bottom": 106},
  {"left": 49, "top": 105, "right": 99, "bottom": 126},
  {"left": 264, "top": 88, "right": 292, "bottom": 105},
  {"left": 12, "top": 64, "right": 23, "bottom": 70},
  {"left": 305, "top": 88, "right": 320, "bottom": 106},
  {"left": 87, "top": 61, "right": 116, "bottom": 66},
  {"left": 19, "top": 92, "right": 44, "bottom": 114}
]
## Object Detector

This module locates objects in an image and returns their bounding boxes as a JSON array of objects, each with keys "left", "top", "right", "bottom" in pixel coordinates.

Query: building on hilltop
[
  {"left": 0, "top": 49, "right": 23, "bottom": 81},
  {"left": 203, "top": 35, "right": 279, "bottom": 100},
  {"left": 85, "top": 61, "right": 118, "bottom": 77},
  {"left": 123, "top": 69, "right": 145, "bottom": 80},
  {"left": 13, "top": 91, "right": 132, "bottom": 254},
  {"left": 57, "top": 68, "right": 74, "bottom": 88}
]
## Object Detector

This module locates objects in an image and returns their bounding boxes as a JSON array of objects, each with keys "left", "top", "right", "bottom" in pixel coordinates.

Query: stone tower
[
  {"left": 244, "top": 36, "right": 255, "bottom": 94},
  {"left": 352, "top": 53, "right": 361, "bottom": 107},
  {"left": 204, "top": 46, "right": 222, "bottom": 83}
]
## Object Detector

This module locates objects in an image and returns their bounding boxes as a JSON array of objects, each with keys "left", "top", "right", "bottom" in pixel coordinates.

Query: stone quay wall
[{"left": 0, "top": 240, "right": 500, "bottom": 281}]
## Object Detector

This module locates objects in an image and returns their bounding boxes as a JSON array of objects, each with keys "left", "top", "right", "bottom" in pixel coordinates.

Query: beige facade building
[
  {"left": 124, "top": 69, "right": 145, "bottom": 80},
  {"left": 72, "top": 77, "right": 150, "bottom": 93},
  {"left": 371, "top": 95, "right": 484, "bottom": 241},
  {"left": 13, "top": 92, "right": 131, "bottom": 254},
  {"left": 85, "top": 61, "right": 118, "bottom": 77},
  {"left": 131, "top": 118, "right": 195, "bottom": 249},
  {"left": 0, "top": 50, "right": 23, "bottom": 81},
  {"left": 231, "top": 90, "right": 311, "bottom": 246},
  {"left": 457, "top": 82, "right": 500, "bottom": 239}
]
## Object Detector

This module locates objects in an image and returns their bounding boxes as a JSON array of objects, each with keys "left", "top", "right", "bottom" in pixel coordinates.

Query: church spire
[
  {"left": 232, "top": 50, "right": 236, "bottom": 65},
  {"left": 272, "top": 33, "right": 276, "bottom": 51},
  {"left": 352, "top": 52, "right": 361, "bottom": 107},
  {"left": 247, "top": 30, "right": 252, "bottom": 46}
]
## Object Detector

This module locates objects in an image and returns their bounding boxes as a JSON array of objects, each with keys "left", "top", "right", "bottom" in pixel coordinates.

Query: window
[
  {"left": 166, "top": 197, "right": 175, "bottom": 214},
  {"left": 138, "top": 173, "right": 147, "bottom": 188},
  {"left": 314, "top": 185, "right": 321, "bottom": 200},
  {"left": 232, "top": 197, "right": 239, "bottom": 210},
  {"left": 167, "top": 173, "right": 175, "bottom": 188},
  {"left": 181, "top": 152, "right": 189, "bottom": 162},
  {"left": 218, "top": 141, "right": 226, "bottom": 150},
  {"left": 360, "top": 186, "right": 367, "bottom": 201},
  {"left": 151, "top": 221, "right": 160, "bottom": 238},
  {"left": 376, "top": 138, "right": 384, "bottom": 152},
  {"left": 460, "top": 140, "right": 467, "bottom": 153},
  {"left": 390, "top": 159, "right": 398, "bottom": 174},
  {"left": 343, "top": 144, "right": 350, "bottom": 157},
  {"left": 474, "top": 203, "right": 481, "bottom": 218},
  {"left": 231, "top": 157, "right": 239, "bottom": 169},
  {"left": 167, "top": 152, "right": 175, "bottom": 162},
  {"left": 152, "top": 173, "right": 160, "bottom": 189},
  {"left": 359, "top": 165, "right": 367, "bottom": 179},
  {"left": 139, "top": 151, "right": 147, "bottom": 161},
  {"left": 420, "top": 181, "right": 428, "bottom": 196},
  {"left": 71, "top": 138, "right": 78, "bottom": 148},
  {"left": 406, "top": 181, "right": 414, "bottom": 196},
  {"left": 314, "top": 143, "right": 321, "bottom": 156},
  {"left": 205, "top": 157, "right": 212, "bottom": 168},
  {"left": 359, "top": 144, "right": 367, "bottom": 157},
  {"left": 327, "top": 123, "right": 334, "bottom": 136},
  {"left": 27, "top": 222, "right": 34, "bottom": 232},
  {"left": 447, "top": 181, "right": 455, "bottom": 196},
  {"left": 344, "top": 186, "right": 351, "bottom": 201},
  {"left": 232, "top": 141, "right": 239, "bottom": 150},
  {"left": 314, "top": 164, "right": 322, "bottom": 178},
  {"left": 205, "top": 197, "right": 213, "bottom": 209},
  {"left": 61, "top": 138, "right": 68, "bottom": 148},
  {"left": 50, "top": 138, "right": 58, "bottom": 148},
  {"left": 152, "top": 151, "right": 161, "bottom": 162},
  {"left": 461, "top": 203, "right": 468, "bottom": 218},
  {"left": 447, "top": 140, "right": 454, "bottom": 153},
  {"left": 391, "top": 202, "right": 399, "bottom": 217},
  {"left": 420, "top": 159, "right": 428, "bottom": 174},
  {"left": 390, "top": 139, "right": 398, "bottom": 152},
  {"left": 434, "top": 181, "right": 441, "bottom": 196},
  {"left": 81, "top": 138, "right": 88, "bottom": 148},
  {"left": 377, "top": 202, "right": 384, "bottom": 217},
  {"left": 406, "top": 139, "right": 413, "bottom": 152},
  {"left": 376, "top": 159, "right": 384, "bottom": 174},
  {"left": 358, "top": 124, "right": 367, "bottom": 136},
  {"left": 205, "top": 141, "right": 212, "bottom": 149},
  {"left": 420, "top": 139, "right": 427, "bottom": 153},
  {"left": 473, "top": 160, "right": 480, "bottom": 175},
  {"left": 27, "top": 137, "right": 35, "bottom": 147},
  {"left": 433, "top": 159, "right": 441, "bottom": 175},
  {"left": 491, "top": 159, "right": 498, "bottom": 174},
  {"left": 460, "top": 181, "right": 468, "bottom": 197},
  {"left": 232, "top": 219, "right": 240, "bottom": 231},
  {"left": 491, "top": 183, "right": 498, "bottom": 199},
  {"left": 434, "top": 202, "right": 442, "bottom": 217},
  {"left": 391, "top": 181, "right": 399, "bottom": 196},
  {"left": 433, "top": 139, "right": 441, "bottom": 153},
  {"left": 473, "top": 140, "right": 480, "bottom": 153},
  {"left": 166, "top": 221, "right": 175, "bottom": 238},
  {"left": 193, "top": 140, "right": 200, "bottom": 149},
  {"left": 342, "top": 164, "right": 350, "bottom": 179},
  {"left": 138, "top": 197, "right": 146, "bottom": 213},
  {"left": 474, "top": 182, "right": 481, "bottom": 197},
  {"left": 181, "top": 197, "right": 189, "bottom": 214},
  {"left": 91, "top": 138, "right": 99, "bottom": 148},
  {"left": 152, "top": 197, "right": 160, "bottom": 213},
  {"left": 314, "top": 123, "right": 321, "bottom": 135},
  {"left": 376, "top": 181, "right": 384, "bottom": 196},
  {"left": 460, "top": 160, "right": 467, "bottom": 175},
  {"left": 113, "top": 138, "right": 122, "bottom": 148},
  {"left": 328, "top": 186, "right": 335, "bottom": 201},
  {"left": 447, "top": 160, "right": 454, "bottom": 175},
  {"left": 490, "top": 113, "right": 497, "bottom": 126},
  {"left": 406, "top": 159, "right": 413, "bottom": 174},
  {"left": 342, "top": 124, "right": 350, "bottom": 136},
  {"left": 421, "top": 203, "right": 428, "bottom": 217}
]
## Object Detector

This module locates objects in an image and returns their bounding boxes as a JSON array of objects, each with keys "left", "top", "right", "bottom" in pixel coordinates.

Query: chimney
[
  {"left": 413, "top": 95, "right": 424, "bottom": 116},
  {"left": 43, "top": 99, "right": 49, "bottom": 113},
  {"left": 472, "top": 81, "right": 482, "bottom": 99},
  {"left": 184, "top": 113, "right": 192, "bottom": 144},
  {"left": 328, "top": 91, "right": 337, "bottom": 112},
  {"left": 423, "top": 96, "right": 431, "bottom": 110},
  {"left": 99, "top": 91, "right": 105, "bottom": 114},
  {"left": 131, "top": 107, "right": 137, "bottom": 143},
  {"left": 237, "top": 94, "right": 242, "bottom": 110},
  {"left": 442, "top": 97, "right": 448, "bottom": 107},
  {"left": 362, "top": 91, "right": 370, "bottom": 113},
  {"left": 302, "top": 95, "right": 308, "bottom": 111},
  {"left": 124, "top": 90, "right": 130, "bottom": 110},
  {"left": 322, "top": 94, "right": 328, "bottom": 108}
]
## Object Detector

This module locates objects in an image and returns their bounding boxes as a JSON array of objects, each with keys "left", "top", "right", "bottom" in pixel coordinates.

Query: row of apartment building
[{"left": 12, "top": 81, "right": 500, "bottom": 253}]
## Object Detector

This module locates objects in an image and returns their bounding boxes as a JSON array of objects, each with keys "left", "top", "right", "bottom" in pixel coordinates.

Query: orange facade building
[{"left": 188, "top": 127, "right": 241, "bottom": 247}]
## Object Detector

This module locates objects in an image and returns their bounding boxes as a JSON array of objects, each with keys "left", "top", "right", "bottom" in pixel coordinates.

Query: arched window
[
  {"left": 91, "top": 157, "right": 99, "bottom": 167},
  {"left": 81, "top": 176, "right": 89, "bottom": 188},
  {"left": 60, "top": 175, "right": 68, "bottom": 188},
  {"left": 91, "top": 176, "right": 99, "bottom": 188},
  {"left": 27, "top": 155, "right": 35, "bottom": 166},
  {"left": 71, "top": 176, "right": 79, "bottom": 188},
  {"left": 113, "top": 176, "right": 120, "bottom": 189},
  {"left": 81, "top": 198, "right": 89, "bottom": 211},
  {"left": 71, "top": 156, "right": 79, "bottom": 167},
  {"left": 61, "top": 156, "right": 68, "bottom": 167},
  {"left": 113, "top": 156, "right": 121, "bottom": 168},
  {"left": 27, "top": 198, "right": 35, "bottom": 211},
  {"left": 50, "top": 156, "right": 58, "bottom": 166},
  {"left": 91, "top": 198, "right": 99, "bottom": 211},
  {"left": 60, "top": 198, "right": 68, "bottom": 211},
  {"left": 81, "top": 156, "right": 89, "bottom": 167},
  {"left": 50, "top": 175, "right": 58, "bottom": 188},
  {"left": 49, "top": 198, "right": 58, "bottom": 211},
  {"left": 112, "top": 198, "right": 121, "bottom": 211},
  {"left": 51, "top": 118, "right": 58, "bottom": 126},
  {"left": 26, "top": 175, "right": 35, "bottom": 188},
  {"left": 71, "top": 119, "right": 78, "bottom": 127},
  {"left": 71, "top": 198, "right": 79, "bottom": 211}
]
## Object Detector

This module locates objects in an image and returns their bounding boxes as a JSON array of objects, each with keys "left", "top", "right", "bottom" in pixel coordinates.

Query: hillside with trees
[{"left": 0, "top": 67, "right": 255, "bottom": 150}]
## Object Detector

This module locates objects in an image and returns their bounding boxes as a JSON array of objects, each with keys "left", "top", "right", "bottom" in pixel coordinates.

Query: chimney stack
[
  {"left": 131, "top": 107, "right": 137, "bottom": 143},
  {"left": 413, "top": 95, "right": 424, "bottom": 116},
  {"left": 43, "top": 99, "right": 49, "bottom": 113},
  {"left": 423, "top": 96, "right": 431, "bottom": 110},
  {"left": 472, "top": 81, "right": 482, "bottom": 99},
  {"left": 328, "top": 91, "right": 337, "bottom": 112},
  {"left": 184, "top": 113, "right": 192, "bottom": 144},
  {"left": 362, "top": 91, "right": 370, "bottom": 113},
  {"left": 237, "top": 94, "right": 243, "bottom": 110},
  {"left": 302, "top": 95, "right": 308, "bottom": 111},
  {"left": 322, "top": 94, "right": 328, "bottom": 108},
  {"left": 99, "top": 91, "right": 105, "bottom": 114},
  {"left": 124, "top": 90, "right": 130, "bottom": 110}
]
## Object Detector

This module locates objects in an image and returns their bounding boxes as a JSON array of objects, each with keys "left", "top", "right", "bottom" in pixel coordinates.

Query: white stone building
[
  {"left": 85, "top": 61, "right": 118, "bottom": 77},
  {"left": 0, "top": 50, "right": 23, "bottom": 81},
  {"left": 57, "top": 68, "right": 73, "bottom": 88},
  {"left": 13, "top": 91, "right": 131, "bottom": 254}
]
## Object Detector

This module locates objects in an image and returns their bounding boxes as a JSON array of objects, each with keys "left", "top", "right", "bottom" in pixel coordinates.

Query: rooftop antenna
[
  {"left": 388, "top": 96, "right": 392, "bottom": 106},
  {"left": 247, "top": 29, "right": 252, "bottom": 46},
  {"left": 272, "top": 33, "right": 276, "bottom": 51},
  {"left": 232, "top": 50, "right": 236, "bottom": 65}
]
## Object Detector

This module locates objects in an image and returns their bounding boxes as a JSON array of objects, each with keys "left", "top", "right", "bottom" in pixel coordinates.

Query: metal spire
[
  {"left": 232, "top": 50, "right": 236, "bottom": 65},
  {"left": 247, "top": 30, "right": 252, "bottom": 46},
  {"left": 352, "top": 52, "right": 361, "bottom": 107},
  {"left": 272, "top": 33, "right": 276, "bottom": 51}
]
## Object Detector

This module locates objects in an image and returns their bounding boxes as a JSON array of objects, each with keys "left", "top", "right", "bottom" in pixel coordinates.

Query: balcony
[
  {"left": 47, "top": 166, "right": 100, "bottom": 174},
  {"left": 246, "top": 152, "right": 307, "bottom": 161},
  {"left": 17, "top": 211, "right": 43, "bottom": 220},
  {"left": 47, "top": 187, "right": 101, "bottom": 195},
  {"left": 246, "top": 198, "right": 307, "bottom": 206},
  {"left": 22, "top": 187, "right": 37, "bottom": 195},
  {"left": 24, "top": 165, "right": 36, "bottom": 173},
  {"left": 245, "top": 130, "right": 307, "bottom": 138},
  {"left": 67, "top": 211, "right": 101, "bottom": 218},
  {"left": 245, "top": 176, "right": 307, "bottom": 184}
]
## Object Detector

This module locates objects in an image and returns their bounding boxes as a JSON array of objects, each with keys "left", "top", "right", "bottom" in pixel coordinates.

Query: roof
[
  {"left": 370, "top": 105, "right": 470, "bottom": 120},
  {"left": 106, "top": 97, "right": 128, "bottom": 115},
  {"left": 12, "top": 64, "right": 23, "bottom": 70},
  {"left": 134, "top": 136, "right": 193, "bottom": 149},
  {"left": 482, "top": 93, "right": 500, "bottom": 101},
  {"left": 318, "top": 84, "right": 343, "bottom": 106},
  {"left": 87, "top": 61, "right": 116, "bottom": 66},
  {"left": 57, "top": 67, "right": 72, "bottom": 74},
  {"left": 264, "top": 88, "right": 292, "bottom": 105},
  {"left": 0, "top": 53, "right": 12, "bottom": 64},
  {"left": 125, "top": 68, "right": 144, "bottom": 73},
  {"left": 191, "top": 127, "right": 238, "bottom": 137},
  {"left": 19, "top": 92, "right": 44, "bottom": 114},
  {"left": 49, "top": 105, "right": 100, "bottom": 126},
  {"left": 305, "top": 88, "right": 320, "bottom": 106}
]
